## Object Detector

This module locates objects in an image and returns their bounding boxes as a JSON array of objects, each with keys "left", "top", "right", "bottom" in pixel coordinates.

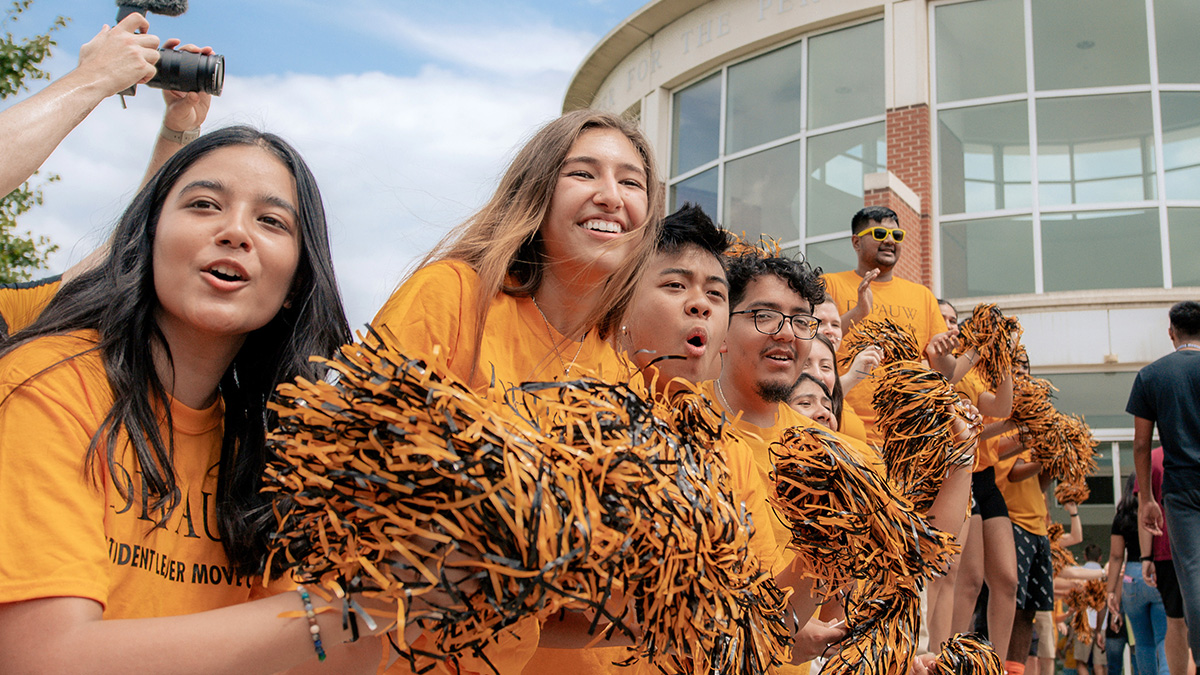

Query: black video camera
[{"left": 117, "top": 0, "right": 224, "bottom": 96}]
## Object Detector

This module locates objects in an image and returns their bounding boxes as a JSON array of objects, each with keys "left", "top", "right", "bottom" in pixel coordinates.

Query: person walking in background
[
  {"left": 1108, "top": 474, "right": 1169, "bottom": 675},
  {"left": 1129, "top": 301, "right": 1200, "bottom": 661}
]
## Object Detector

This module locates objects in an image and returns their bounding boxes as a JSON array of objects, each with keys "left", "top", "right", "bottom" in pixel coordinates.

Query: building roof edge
[{"left": 563, "top": 0, "right": 708, "bottom": 113}]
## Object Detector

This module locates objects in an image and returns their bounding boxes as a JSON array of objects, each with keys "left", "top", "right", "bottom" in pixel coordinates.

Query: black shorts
[
  {"left": 1156, "top": 558, "right": 1186, "bottom": 618},
  {"left": 1013, "top": 524, "right": 1054, "bottom": 612},
  {"left": 972, "top": 466, "right": 1009, "bottom": 521}
]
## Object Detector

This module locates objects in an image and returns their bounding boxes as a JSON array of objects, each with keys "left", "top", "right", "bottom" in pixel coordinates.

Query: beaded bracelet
[{"left": 297, "top": 585, "right": 326, "bottom": 662}]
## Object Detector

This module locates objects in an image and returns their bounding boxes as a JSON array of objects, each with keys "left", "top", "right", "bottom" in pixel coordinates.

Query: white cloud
[
  {"left": 22, "top": 64, "right": 572, "bottom": 329},
  {"left": 345, "top": 5, "right": 596, "bottom": 77}
]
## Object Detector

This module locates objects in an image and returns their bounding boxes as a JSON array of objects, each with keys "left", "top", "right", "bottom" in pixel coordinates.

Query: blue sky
[{"left": 7, "top": 0, "right": 647, "bottom": 327}]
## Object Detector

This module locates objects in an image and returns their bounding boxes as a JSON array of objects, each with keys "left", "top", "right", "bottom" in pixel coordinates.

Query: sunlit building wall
[{"left": 565, "top": 0, "right": 1200, "bottom": 537}]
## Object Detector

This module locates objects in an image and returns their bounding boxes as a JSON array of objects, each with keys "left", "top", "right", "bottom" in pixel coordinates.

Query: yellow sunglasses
[{"left": 856, "top": 226, "right": 906, "bottom": 242}]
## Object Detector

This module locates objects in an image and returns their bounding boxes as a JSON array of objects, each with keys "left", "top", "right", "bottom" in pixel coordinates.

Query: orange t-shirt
[
  {"left": 0, "top": 276, "right": 60, "bottom": 337},
  {"left": 821, "top": 270, "right": 948, "bottom": 445},
  {"left": 371, "top": 260, "right": 625, "bottom": 390},
  {"left": 995, "top": 451, "right": 1047, "bottom": 536},
  {"left": 0, "top": 331, "right": 269, "bottom": 618},
  {"left": 954, "top": 370, "right": 1002, "bottom": 472},
  {"left": 375, "top": 260, "right": 630, "bottom": 675},
  {"left": 840, "top": 403, "right": 870, "bottom": 446}
]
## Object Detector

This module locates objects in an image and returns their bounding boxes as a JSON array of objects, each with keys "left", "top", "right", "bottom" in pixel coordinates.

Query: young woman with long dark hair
[{"left": 0, "top": 126, "right": 387, "bottom": 673}]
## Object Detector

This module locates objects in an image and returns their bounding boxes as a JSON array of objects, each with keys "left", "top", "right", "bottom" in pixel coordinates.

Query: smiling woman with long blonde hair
[{"left": 372, "top": 109, "right": 664, "bottom": 390}]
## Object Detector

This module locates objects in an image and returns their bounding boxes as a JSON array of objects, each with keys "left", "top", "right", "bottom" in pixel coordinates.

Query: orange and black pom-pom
[
  {"left": 1066, "top": 579, "right": 1107, "bottom": 645},
  {"left": 841, "top": 318, "right": 923, "bottom": 370},
  {"left": 872, "top": 360, "right": 975, "bottom": 511},
  {"left": 770, "top": 426, "right": 959, "bottom": 675},
  {"left": 263, "top": 329, "right": 789, "bottom": 674},
  {"left": 930, "top": 634, "right": 1004, "bottom": 675},
  {"left": 956, "top": 305, "right": 1021, "bottom": 389}
]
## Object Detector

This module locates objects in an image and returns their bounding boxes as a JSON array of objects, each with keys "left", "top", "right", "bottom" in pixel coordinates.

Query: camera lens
[{"left": 147, "top": 49, "right": 225, "bottom": 96}]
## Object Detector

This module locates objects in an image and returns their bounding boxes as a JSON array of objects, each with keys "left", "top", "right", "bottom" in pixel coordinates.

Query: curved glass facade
[
  {"left": 668, "top": 20, "right": 886, "bottom": 272},
  {"left": 933, "top": 0, "right": 1200, "bottom": 298}
]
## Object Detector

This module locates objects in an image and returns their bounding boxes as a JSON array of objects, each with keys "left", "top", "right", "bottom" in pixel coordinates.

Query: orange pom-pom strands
[
  {"left": 929, "top": 634, "right": 1004, "bottom": 675},
  {"left": 1047, "top": 523, "right": 1077, "bottom": 575},
  {"left": 956, "top": 304, "right": 1022, "bottom": 389},
  {"left": 1065, "top": 579, "right": 1107, "bottom": 646},
  {"left": 872, "top": 361, "right": 976, "bottom": 512},
  {"left": 820, "top": 583, "right": 921, "bottom": 675},
  {"left": 841, "top": 318, "right": 922, "bottom": 371},
  {"left": 771, "top": 426, "right": 956, "bottom": 592},
  {"left": 1010, "top": 372, "right": 1098, "bottom": 505},
  {"left": 263, "top": 328, "right": 790, "bottom": 674},
  {"left": 769, "top": 426, "right": 958, "bottom": 674}
]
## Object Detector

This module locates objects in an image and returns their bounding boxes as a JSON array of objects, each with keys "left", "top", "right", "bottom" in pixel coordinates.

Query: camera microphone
[
  {"left": 115, "top": 0, "right": 224, "bottom": 97},
  {"left": 116, "top": 0, "right": 187, "bottom": 23}
]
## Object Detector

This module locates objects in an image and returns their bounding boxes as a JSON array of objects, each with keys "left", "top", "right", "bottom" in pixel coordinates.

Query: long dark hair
[
  {"left": 2, "top": 126, "right": 350, "bottom": 572},
  {"left": 1114, "top": 473, "right": 1139, "bottom": 537}
]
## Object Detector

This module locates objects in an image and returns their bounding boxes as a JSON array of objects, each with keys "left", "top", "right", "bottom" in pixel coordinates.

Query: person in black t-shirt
[{"left": 1128, "top": 300, "right": 1200, "bottom": 658}]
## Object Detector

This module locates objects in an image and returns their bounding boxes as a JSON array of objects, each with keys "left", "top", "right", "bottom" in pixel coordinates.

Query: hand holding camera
[
  {"left": 76, "top": 13, "right": 160, "bottom": 98},
  {"left": 116, "top": 0, "right": 224, "bottom": 96}
]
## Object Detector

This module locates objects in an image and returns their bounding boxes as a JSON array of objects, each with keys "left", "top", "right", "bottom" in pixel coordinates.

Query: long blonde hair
[{"left": 418, "top": 109, "right": 665, "bottom": 376}]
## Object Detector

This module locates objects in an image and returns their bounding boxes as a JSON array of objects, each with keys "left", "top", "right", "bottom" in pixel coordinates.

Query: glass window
[
  {"left": 670, "top": 168, "right": 719, "bottom": 221},
  {"left": 1041, "top": 209, "right": 1163, "bottom": 291},
  {"left": 808, "top": 21, "right": 885, "bottom": 129},
  {"left": 938, "top": 102, "right": 1031, "bottom": 215},
  {"left": 934, "top": 0, "right": 1026, "bottom": 103},
  {"left": 804, "top": 237, "right": 857, "bottom": 276},
  {"left": 671, "top": 73, "right": 721, "bottom": 176},
  {"left": 941, "top": 216, "right": 1036, "bottom": 298},
  {"left": 806, "top": 123, "right": 886, "bottom": 237},
  {"left": 1031, "top": 0, "right": 1149, "bottom": 91},
  {"left": 1168, "top": 208, "right": 1200, "bottom": 288},
  {"left": 726, "top": 41, "right": 803, "bottom": 155},
  {"left": 1036, "top": 94, "right": 1156, "bottom": 207},
  {"left": 1155, "top": 0, "right": 1200, "bottom": 84},
  {"left": 1039, "top": 371, "right": 1138, "bottom": 429},
  {"left": 1162, "top": 92, "right": 1200, "bottom": 201},
  {"left": 724, "top": 142, "right": 800, "bottom": 244}
]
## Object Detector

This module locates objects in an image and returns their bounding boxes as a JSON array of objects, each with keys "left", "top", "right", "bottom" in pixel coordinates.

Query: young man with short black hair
[{"left": 1129, "top": 300, "right": 1200, "bottom": 658}]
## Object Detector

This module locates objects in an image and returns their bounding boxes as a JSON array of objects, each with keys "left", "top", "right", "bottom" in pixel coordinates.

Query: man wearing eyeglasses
[
  {"left": 822, "top": 206, "right": 957, "bottom": 446},
  {"left": 709, "top": 249, "right": 852, "bottom": 671}
]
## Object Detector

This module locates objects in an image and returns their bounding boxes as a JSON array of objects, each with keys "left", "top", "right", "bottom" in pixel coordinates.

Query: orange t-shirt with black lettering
[
  {"left": 822, "top": 270, "right": 948, "bottom": 445},
  {"left": 0, "top": 331, "right": 265, "bottom": 618}
]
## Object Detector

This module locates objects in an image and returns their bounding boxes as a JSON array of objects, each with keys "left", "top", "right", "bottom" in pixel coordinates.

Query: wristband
[
  {"left": 160, "top": 124, "right": 201, "bottom": 145},
  {"left": 1142, "top": 555, "right": 1155, "bottom": 562},
  {"left": 1067, "top": 510, "right": 1078, "bottom": 517}
]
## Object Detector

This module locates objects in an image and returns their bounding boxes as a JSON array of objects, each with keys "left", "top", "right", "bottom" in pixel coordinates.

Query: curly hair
[{"left": 723, "top": 251, "right": 825, "bottom": 312}]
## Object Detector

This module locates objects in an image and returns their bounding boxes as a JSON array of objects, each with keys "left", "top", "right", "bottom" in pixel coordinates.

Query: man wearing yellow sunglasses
[{"left": 821, "top": 206, "right": 958, "bottom": 446}]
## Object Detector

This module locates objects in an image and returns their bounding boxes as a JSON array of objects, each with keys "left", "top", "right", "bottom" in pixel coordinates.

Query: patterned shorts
[{"left": 1013, "top": 523, "right": 1054, "bottom": 612}]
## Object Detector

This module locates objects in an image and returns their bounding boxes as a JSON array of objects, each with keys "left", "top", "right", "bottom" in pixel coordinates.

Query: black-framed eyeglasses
[{"left": 731, "top": 309, "right": 821, "bottom": 339}]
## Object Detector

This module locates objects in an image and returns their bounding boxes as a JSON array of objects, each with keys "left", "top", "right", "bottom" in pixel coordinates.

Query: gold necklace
[{"left": 531, "top": 295, "right": 587, "bottom": 376}]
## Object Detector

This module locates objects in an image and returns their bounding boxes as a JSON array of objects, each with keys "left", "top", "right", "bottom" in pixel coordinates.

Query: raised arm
[{"left": 0, "top": 14, "right": 159, "bottom": 196}]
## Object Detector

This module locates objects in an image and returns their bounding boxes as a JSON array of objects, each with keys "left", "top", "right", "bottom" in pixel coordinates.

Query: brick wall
[{"left": 875, "top": 103, "right": 934, "bottom": 288}]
